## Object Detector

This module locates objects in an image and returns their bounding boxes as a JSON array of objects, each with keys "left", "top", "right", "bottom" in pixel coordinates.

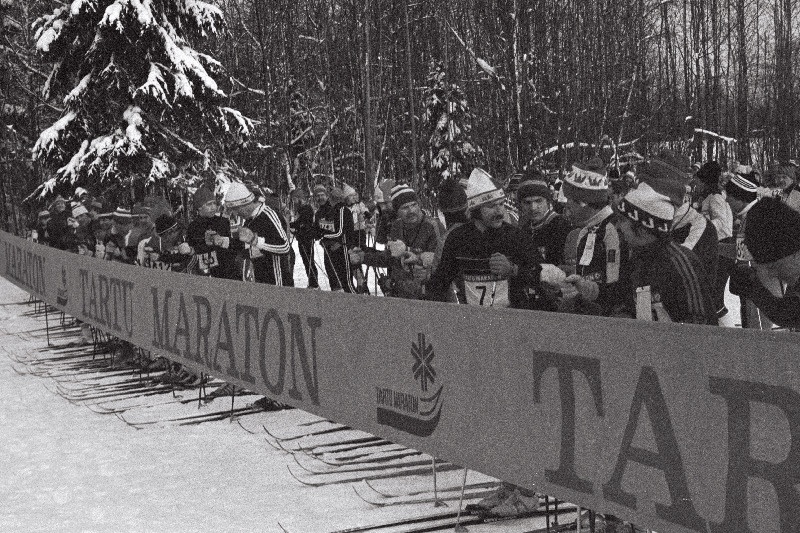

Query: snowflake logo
[{"left": 411, "top": 333, "right": 436, "bottom": 392}]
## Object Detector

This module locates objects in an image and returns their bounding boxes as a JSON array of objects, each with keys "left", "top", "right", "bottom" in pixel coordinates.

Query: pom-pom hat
[
  {"left": 224, "top": 182, "right": 255, "bottom": 208},
  {"left": 390, "top": 184, "right": 418, "bottom": 211},
  {"left": 466, "top": 168, "right": 505, "bottom": 210},
  {"left": 619, "top": 183, "right": 675, "bottom": 234},
  {"left": 562, "top": 158, "right": 609, "bottom": 205},
  {"left": 726, "top": 174, "right": 759, "bottom": 204}
]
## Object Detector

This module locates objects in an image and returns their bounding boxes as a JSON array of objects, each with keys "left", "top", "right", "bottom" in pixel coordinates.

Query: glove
[
  {"left": 400, "top": 251, "right": 420, "bottom": 266},
  {"left": 388, "top": 240, "right": 407, "bottom": 257},
  {"left": 729, "top": 265, "right": 756, "bottom": 297},
  {"left": 176, "top": 242, "right": 192, "bottom": 255},
  {"left": 489, "top": 253, "right": 516, "bottom": 277},
  {"left": 419, "top": 252, "right": 436, "bottom": 269},
  {"left": 212, "top": 235, "right": 229, "bottom": 248},
  {"left": 564, "top": 274, "right": 600, "bottom": 302},
  {"left": 540, "top": 263, "right": 567, "bottom": 285},
  {"left": 67, "top": 217, "right": 79, "bottom": 228},
  {"left": 238, "top": 226, "right": 255, "bottom": 243},
  {"left": 204, "top": 230, "right": 217, "bottom": 246}
]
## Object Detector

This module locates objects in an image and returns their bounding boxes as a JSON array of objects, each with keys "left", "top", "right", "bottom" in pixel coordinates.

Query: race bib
[
  {"left": 197, "top": 251, "right": 219, "bottom": 270},
  {"left": 464, "top": 276, "right": 510, "bottom": 307}
]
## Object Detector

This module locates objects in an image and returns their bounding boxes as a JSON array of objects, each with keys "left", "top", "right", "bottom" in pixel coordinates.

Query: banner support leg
[{"left": 453, "top": 467, "right": 469, "bottom": 532}]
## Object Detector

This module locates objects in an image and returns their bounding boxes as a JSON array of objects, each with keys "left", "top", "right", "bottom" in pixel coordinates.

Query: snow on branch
[
  {"left": 134, "top": 63, "right": 170, "bottom": 105},
  {"left": 180, "top": 0, "right": 224, "bottom": 38},
  {"left": 157, "top": 25, "right": 223, "bottom": 99},
  {"left": 57, "top": 139, "right": 89, "bottom": 183},
  {"left": 64, "top": 72, "right": 92, "bottom": 107},
  {"left": 33, "top": 111, "right": 77, "bottom": 160},
  {"left": 34, "top": 7, "right": 67, "bottom": 53},
  {"left": 220, "top": 107, "right": 254, "bottom": 137},
  {"left": 693, "top": 128, "right": 736, "bottom": 144}
]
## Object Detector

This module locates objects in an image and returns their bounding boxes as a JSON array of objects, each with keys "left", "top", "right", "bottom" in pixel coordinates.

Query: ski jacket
[
  {"left": 519, "top": 210, "right": 573, "bottom": 266},
  {"left": 671, "top": 206, "right": 719, "bottom": 284},
  {"left": 315, "top": 201, "right": 355, "bottom": 249},
  {"left": 244, "top": 203, "right": 293, "bottom": 286},
  {"left": 290, "top": 204, "right": 316, "bottom": 241},
  {"left": 186, "top": 215, "right": 239, "bottom": 279},
  {"left": 563, "top": 206, "right": 630, "bottom": 316},
  {"left": 426, "top": 221, "right": 545, "bottom": 309},
  {"left": 629, "top": 241, "right": 717, "bottom": 325}
]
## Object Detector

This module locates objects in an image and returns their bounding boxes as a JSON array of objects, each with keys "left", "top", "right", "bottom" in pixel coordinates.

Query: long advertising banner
[{"left": 1, "top": 230, "right": 798, "bottom": 533}]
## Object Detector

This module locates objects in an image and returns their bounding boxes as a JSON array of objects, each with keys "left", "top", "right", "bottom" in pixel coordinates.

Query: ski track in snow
[{"left": 0, "top": 279, "right": 470, "bottom": 533}]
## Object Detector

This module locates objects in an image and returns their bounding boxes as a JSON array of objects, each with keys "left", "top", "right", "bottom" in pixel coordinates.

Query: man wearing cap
[
  {"left": 224, "top": 181, "right": 293, "bottom": 286},
  {"left": 616, "top": 183, "right": 717, "bottom": 324},
  {"left": 289, "top": 188, "right": 319, "bottom": 289},
  {"left": 729, "top": 197, "right": 800, "bottom": 328},
  {"left": 351, "top": 184, "right": 444, "bottom": 299},
  {"left": 426, "top": 168, "right": 546, "bottom": 310},
  {"left": 561, "top": 158, "right": 630, "bottom": 316},
  {"left": 313, "top": 184, "right": 356, "bottom": 292},
  {"left": 186, "top": 185, "right": 238, "bottom": 279},
  {"left": 517, "top": 179, "right": 572, "bottom": 265}
]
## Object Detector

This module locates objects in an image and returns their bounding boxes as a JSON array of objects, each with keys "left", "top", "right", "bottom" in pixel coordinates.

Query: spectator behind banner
[
  {"left": 186, "top": 185, "right": 239, "bottom": 279},
  {"left": 616, "top": 183, "right": 717, "bottom": 325},
  {"left": 729, "top": 197, "right": 800, "bottom": 328},
  {"left": 517, "top": 179, "right": 572, "bottom": 266},
  {"left": 289, "top": 188, "right": 319, "bottom": 289},
  {"left": 351, "top": 184, "right": 444, "bottom": 299}
]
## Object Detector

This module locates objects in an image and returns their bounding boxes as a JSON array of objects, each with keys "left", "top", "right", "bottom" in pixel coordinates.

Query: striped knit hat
[
  {"left": 726, "top": 174, "right": 759, "bottom": 204},
  {"left": 563, "top": 158, "right": 609, "bottom": 205},
  {"left": 619, "top": 183, "right": 675, "bottom": 234},
  {"left": 112, "top": 207, "right": 132, "bottom": 222},
  {"left": 390, "top": 184, "right": 418, "bottom": 210},
  {"left": 224, "top": 182, "right": 255, "bottom": 208},
  {"left": 466, "top": 168, "right": 505, "bottom": 209}
]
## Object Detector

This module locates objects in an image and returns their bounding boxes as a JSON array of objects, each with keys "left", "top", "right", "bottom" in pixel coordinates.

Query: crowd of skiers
[{"left": 26, "top": 151, "right": 800, "bottom": 525}]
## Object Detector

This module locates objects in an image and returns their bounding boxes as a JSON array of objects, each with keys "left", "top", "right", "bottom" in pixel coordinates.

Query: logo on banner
[
  {"left": 376, "top": 333, "right": 444, "bottom": 437},
  {"left": 56, "top": 266, "right": 68, "bottom": 306}
]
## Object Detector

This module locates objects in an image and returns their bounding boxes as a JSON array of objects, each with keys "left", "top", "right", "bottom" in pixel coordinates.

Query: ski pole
[
  {"left": 431, "top": 457, "right": 445, "bottom": 507},
  {"left": 453, "top": 467, "right": 469, "bottom": 533}
]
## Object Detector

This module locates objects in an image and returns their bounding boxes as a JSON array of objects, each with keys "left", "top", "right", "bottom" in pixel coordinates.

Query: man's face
[
  {"left": 759, "top": 251, "right": 800, "bottom": 286},
  {"left": 198, "top": 200, "right": 218, "bottom": 218},
  {"left": 53, "top": 200, "right": 66, "bottom": 213},
  {"left": 347, "top": 193, "right": 359, "bottom": 206},
  {"left": 775, "top": 174, "right": 794, "bottom": 190},
  {"left": 564, "top": 198, "right": 598, "bottom": 227},
  {"left": 314, "top": 191, "right": 328, "bottom": 206},
  {"left": 477, "top": 199, "right": 506, "bottom": 230},
  {"left": 397, "top": 200, "right": 423, "bottom": 225},
  {"left": 616, "top": 216, "right": 656, "bottom": 249},
  {"left": 98, "top": 217, "right": 113, "bottom": 231},
  {"left": 519, "top": 195, "right": 550, "bottom": 224}
]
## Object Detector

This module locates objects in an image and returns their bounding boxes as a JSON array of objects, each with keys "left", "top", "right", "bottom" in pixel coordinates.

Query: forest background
[{"left": 0, "top": 0, "right": 797, "bottom": 231}]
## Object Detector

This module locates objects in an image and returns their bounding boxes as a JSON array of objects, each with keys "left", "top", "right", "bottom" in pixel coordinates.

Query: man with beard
[
  {"left": 186, "top": 185, "right": 239, "bottom": 279},
  {"left": 350, "top": 184, "right": 444, "bottom": 299},
  {"left": 426, "top": 168, "right": 545, "bottom": 310},
  {"left": 561, "top": 158, "right": 630, "bottom": 316}
]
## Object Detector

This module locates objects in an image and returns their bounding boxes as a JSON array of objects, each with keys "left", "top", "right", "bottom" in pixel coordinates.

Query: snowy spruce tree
[
  {"left": 420, "top": 60, "right": 483, "bottom": 190},
  {"left": 31, "top": 0, "right": 252, "bottom": 201}
]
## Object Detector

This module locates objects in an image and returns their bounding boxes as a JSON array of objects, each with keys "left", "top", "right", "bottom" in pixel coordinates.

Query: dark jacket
[
  {"left": 519, "top": 210, "right": 572, "bottom": 266},
  {"left": 290, "top": 204, "right": 316, "bottom": 241},
  {"left": 186, "top": 215, "right": 239, "bottom": 279},
  {"left": 426, "top": 221, "right": 545, "bottom": 309}
]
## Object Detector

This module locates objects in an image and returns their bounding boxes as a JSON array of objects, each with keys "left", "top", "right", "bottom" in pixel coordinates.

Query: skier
[
  {"left": 516, "top": 179, "right": 572, "bottom": 266},
  {"left": 223, "top": 181, "right": 293, "bottom": 287},
  {"left": 185, "top": 185, "right": 239, "bottom": 279},
  {"left": 729, "top": 197, "right": 800, "bottom": 328},
  {"left": 313, "top": 184, "right": 357, "bottom": 293}
]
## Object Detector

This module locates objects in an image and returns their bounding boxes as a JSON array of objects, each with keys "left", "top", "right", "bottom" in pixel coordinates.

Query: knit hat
[
  {"left": 38, "top": 210, "right": 50, "bottom": 218},
  {"left": 224, "top": 182, "right": 255, "bottom": 207},
  {"left": 74, "top": 187, "right": 89, "bottom": 199},
  {"left": 696, "top": 161, "right": 722, "bottom": 188},
  {"left": 744, "top": 197, "right": 800, "bottom": 264},
  {"left": 466, "top": 168, "right": 505, "bottom": 210},
  {"left": 438, "top": 180, "right": 468, "bottom": 213},
  {"left": 342, "top": 184, "right": 357, "bottom": 199},
  {"left": 726, "top": 174, "right": 759, "bottom": 204},
  {"left": 390, "top": 184, "right": 418, "bottom": 210},
  {"left": 155, "top": 214, "right": 178, "bottom": 235},
  {"left": 562, "top": 158, "right": 609, "bottom": 205},
  {"left": 72, "top": 204, "right": 88, "bottom": 218},
  {"left": 312, "top": 184, "right": 328, "bottom": 196},
  {"left": 193, "top": 186, "right": 216, "bottom": 207},
  {"left": 507, "top": 174, "right": 522, "bottom": 191},
  {"left": 619, "top": 183, "right": 675, "bottom": 234},
  {"left": 637, "top": 156, "right": 692, "bottom": 206},
  {"left": 523, "top": 167, "right": 547, "bottom": 182},
  {"left": 517, "top": 180, "right": 551, "bottom": 201}
]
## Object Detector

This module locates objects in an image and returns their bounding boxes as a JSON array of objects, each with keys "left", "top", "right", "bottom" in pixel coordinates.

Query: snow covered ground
[{"left": 0, "top": 278, "right": 582, "bottom": 533}]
